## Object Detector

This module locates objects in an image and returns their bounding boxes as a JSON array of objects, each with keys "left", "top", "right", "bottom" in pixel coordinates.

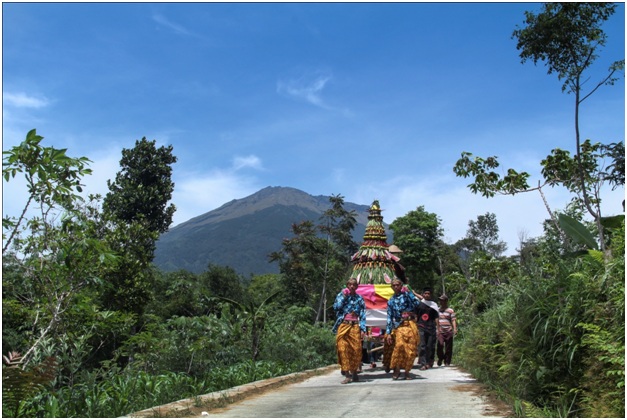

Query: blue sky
[{"left": 3, "top": 2, "right": 625, "bottom": 255}]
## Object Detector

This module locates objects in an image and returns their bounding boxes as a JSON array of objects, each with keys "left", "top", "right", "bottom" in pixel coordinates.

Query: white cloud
[
  {"left": 171, "top": 170, "right": 259, "bottom": 226},
  {"left": 83, "top": 149, "right": 125, "bottom": 197},
  {"left": 151, "top": 13, "right": 192, "bottom": 36},
  {"left": 232, "top": 155, "right": 263, "bottom": 171},
  {"left": 277, "top": 72, "right": 332, "bottom": 108},
  {"left": 3, "top": 92, "right": 49, "bottom": 108}
]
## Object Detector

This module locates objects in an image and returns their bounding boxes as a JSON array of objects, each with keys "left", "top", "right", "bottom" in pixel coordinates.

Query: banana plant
[
  {"left": 210, "top": 291, "right": 281, "bottom": 362},
  {"left": 558, "top": 214, "right": 598, "bottom": 250}
]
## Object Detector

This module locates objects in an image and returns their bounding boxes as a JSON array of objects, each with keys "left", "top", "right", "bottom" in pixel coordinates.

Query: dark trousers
[
  {"left": 437, "top": 331, "right": 454, "bottom": 365},
  {"left": 418, "top": 328, "right": 436, "bottom": 367}
]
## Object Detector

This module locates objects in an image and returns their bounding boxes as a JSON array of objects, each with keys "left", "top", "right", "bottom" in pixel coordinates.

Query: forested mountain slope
[{"left": 154, "top": 186, "right": 384, "bottom": 274}]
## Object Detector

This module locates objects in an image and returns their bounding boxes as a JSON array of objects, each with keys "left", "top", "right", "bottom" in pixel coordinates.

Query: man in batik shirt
[
  {"left": 385, "top": 278, "right": 422, "bottom": 380},
  {"left": 332, "top": 278, "right": 366, "bottom": 384}
]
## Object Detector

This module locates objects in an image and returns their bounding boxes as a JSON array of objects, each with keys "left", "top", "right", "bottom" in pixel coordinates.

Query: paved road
[{"left": 201, "top": 363, "right": 509, "bottom": 418}]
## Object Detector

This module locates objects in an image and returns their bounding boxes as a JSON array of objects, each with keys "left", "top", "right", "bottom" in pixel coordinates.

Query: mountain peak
[
  {"left": 155, "top": 187, "right": 382, "bottom": 275},
  {"left": 172, "top": 186, "right": 328, "bottom": 230}
]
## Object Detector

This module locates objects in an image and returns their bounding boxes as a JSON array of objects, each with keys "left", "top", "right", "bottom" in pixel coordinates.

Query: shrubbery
[
  {"left": 456, "top": 221, "right": 625, "bottom": 417},
  {"left": 4, "top": 300, "right": 337, "bottom": 417}
]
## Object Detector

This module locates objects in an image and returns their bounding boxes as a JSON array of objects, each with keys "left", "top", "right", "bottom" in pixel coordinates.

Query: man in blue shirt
[
  {"left": 385, "top": 278, "right": 422, "bottom": 380},
  {"left": 333, "top": 278, "right": 366, "bottom": 384}
]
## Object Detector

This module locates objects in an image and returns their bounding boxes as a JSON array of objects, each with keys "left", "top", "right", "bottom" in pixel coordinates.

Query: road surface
[{"left": 196, "top": 363, "right": 511, "bottom": 418}]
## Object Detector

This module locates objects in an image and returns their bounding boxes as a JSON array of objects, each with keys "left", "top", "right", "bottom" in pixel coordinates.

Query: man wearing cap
[
  {"left": 388, "top": 244, "right": 407, "bottom": 283},
  {"left": 437, "top": 294, "right": 458, "bottom": 367},
  {"left": 415, "top": 287, "right": 439, "bottom": 370}
]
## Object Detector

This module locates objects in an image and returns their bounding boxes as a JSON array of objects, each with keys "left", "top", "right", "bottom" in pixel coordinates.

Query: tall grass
[
  {"left": 15, "top": 359, "right": 306, "bottom": 417},
  {"left": 456, "top": 222, "right": 625, "bottom": 417}
]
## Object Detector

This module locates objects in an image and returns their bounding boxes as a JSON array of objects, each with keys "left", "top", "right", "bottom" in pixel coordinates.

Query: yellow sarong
[
  {"left": 336, "top": 322, "right": 362, "bottom": 372},
  {"left": 390, "top": 320, "right": 419, "bottom": 372}
]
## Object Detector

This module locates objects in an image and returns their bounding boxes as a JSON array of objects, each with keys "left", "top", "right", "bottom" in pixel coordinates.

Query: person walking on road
[
  {"left": 385, "top": 278, "right": 422, "bottom": 380},
  {"left": 415, "top": 287, "right": 439, "bottom": 370},
  {"left": 437, "top": 294, "right": 458, "bottom": 367},
  {"left": 332, "top": 278, "right": 366, "bottom": 384}
]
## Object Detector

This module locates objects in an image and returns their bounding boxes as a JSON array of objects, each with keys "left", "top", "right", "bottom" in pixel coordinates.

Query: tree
[
  {"left": 269, "top": 195, "right": 357, "bottom": 323},
  {"left": 103, "top": 138, "right": 177, "bottom": 235},
  {"left": 319, "top": 194, "right": 359, "bottom": 258},
  {"left": 147, "top": 270, "right": 208, "bottom": 318},
  {"left": 512, "top": 2, "right": 624, "bottom": 251},
  {"left": 2, "top": 130, "right": 116, "bottom": 367},
  {"left": 454, "top": 4, "right": 624, "bottom": 255},
  {"left": 316, "top": 194, "right": 358, "bottom": 323},
  {"left": 201, "top": 264, "right": 246, "bottom": 304},
  {"left": 247, "top": 273, "right": 283, "bottom": 306},
  {"left": 101, "top": 138, "right": 177, "bottom": 314},
  {"left": 269, "top": 220, "right": 327, "bottom": 313},
  {"left": 466, "top": 212, "right": 507, "bottom": 257},
  {"left": 389, "top": 205, "right": 444, "bottom": 289},
  {"left": 214, "top": 291, "right": 280, "bottom": 361},
  {"left": 3, "top": 129, "right": 92, "bottom": 253},
  {"left": 453, "top": 141, "right": 622, "bottom": 253}
]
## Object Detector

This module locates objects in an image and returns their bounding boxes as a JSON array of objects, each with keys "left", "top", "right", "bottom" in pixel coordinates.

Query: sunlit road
[{"left": 201, "top": 363, "right": 508, "bottom": 418}]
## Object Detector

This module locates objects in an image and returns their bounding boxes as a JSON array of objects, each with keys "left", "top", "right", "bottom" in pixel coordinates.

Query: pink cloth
[{"left": 344, "top": 313, "right": 358, "bottom": 321}]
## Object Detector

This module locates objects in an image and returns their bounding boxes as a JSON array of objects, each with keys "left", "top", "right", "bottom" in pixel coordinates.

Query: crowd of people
[{"left": 333, "top": 263, "right": 457, "bottom": 384}]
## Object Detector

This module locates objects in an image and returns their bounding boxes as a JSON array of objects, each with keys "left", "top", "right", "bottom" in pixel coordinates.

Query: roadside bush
[
  {"left": 16, "top": 359, "right": 299, "bottom": 417},
  {"left": 457, "top": 221, "right": 625, "bottom": 417},
  {"left": 261, "top": 306, "right": 336, "bottom": 368}
]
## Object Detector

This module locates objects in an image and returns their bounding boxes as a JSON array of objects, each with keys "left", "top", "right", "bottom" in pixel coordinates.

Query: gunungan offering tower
[{"left": 350, "top": 200, "right": 400, "bottom": 284}]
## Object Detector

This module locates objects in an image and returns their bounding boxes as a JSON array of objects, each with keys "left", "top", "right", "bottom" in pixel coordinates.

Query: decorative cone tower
[{"left": 350, "top": 200, "right": 400, "bottom": 285}]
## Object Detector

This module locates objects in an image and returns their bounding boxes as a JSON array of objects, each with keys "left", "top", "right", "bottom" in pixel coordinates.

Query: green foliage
[
  {"left": 16, "top": 360, "right": 300, "bottom": 418},
  {"left": 319, "top": 194, "right": 359, "bottom": 257},
  {"left": 2, "top": 133, "right": 336, "bottom": 418},
  {"left": 10, "top": 301, "right": 336, "bottom": 417},
  {"left": 511, "top": 2, "right": 623, "bottom": 253},
  {"left": 466, "top": 212, "right": 507, "bottom": 257},
  {"left": 315, "top": 194, "right": 358, "bottom": 322},
  {"left": 389, "top": 205, "right": 443, "bottom": 289},
  {"left": 512, "top": 2, "right": 621, "bottom": 95},
  {"left": 260, "top": 306, "right": 336, "bottom": 367},
  {"left": 2, "top": 145, "right": 106, "bottom": 376},
  {"left": 248, "top": 273, "right": 283, "bottom": 305},
  {"left": 453, "top": 152, "right": 530, "bottom": 197},
  {"left": 456, "top": 219, "right": 625, "bottom": 417},
  {"left": 99, "top": 223, "right": 159, "bottom": 313},
  {"left": 2, "top": 352, "right": 57, "bottom": 417},
  {"left": 101, "top": 138, "right": 177, "bottom": 316},
  {"left": 269, "top": 195, "right": 356, "bottom": 321},
  {"left": 146, "top": 270, "right": 209, "bottom": 318},
  {"left": 103, "top": 137, "right": 177, "bottom": 234},
  {"left": 558, "top": 213, "right": 598, "bottom": 250},
  {"left": 201, "top": 264, "right": 246, "bottom": 303},
  {"left": 3, "top": 129, "right": 92, "bottom": 253},
  {"left": 600, "top": 141, "right": 625, "bottom": 189},
  {"left": 576, "top": 220, "right": 625, "bottom": 417},
  {"left": 214, "top": 290, "right": 281, "bottom": 361}
]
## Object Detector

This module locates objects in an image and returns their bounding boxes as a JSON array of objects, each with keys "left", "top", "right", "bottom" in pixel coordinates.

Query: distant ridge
[{"left": 154, "top": 187, "right": 390, "bottom": 275}]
